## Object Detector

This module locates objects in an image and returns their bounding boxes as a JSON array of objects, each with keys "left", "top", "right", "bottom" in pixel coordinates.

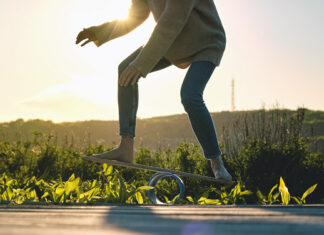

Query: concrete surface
[{"left": 0, "top": 204, "right": 323, "bottom": 235}]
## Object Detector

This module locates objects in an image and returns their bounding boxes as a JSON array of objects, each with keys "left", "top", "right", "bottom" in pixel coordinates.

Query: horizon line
[{"left": 1, "top": 107, "right": 320, "bottom": 124}]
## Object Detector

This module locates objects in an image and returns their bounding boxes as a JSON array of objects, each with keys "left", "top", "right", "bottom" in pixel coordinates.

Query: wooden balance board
[{"left": 82, "top": 156, "right": 233, "bottom": 185}]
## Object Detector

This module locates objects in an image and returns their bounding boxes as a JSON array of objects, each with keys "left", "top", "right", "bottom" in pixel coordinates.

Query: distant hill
[{"left": 0, "top": 109, "right": 323, "bottom": 153}]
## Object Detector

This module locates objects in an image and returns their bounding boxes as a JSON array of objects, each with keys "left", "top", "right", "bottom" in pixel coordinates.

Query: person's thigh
[
  {"left": 180, "top": 61, "right": 216, "bottom": 100},
  {"left": 118, "top": 46, "right": 171, "bottom": 77},
  {"left": 151, "top": 57, "right": 172, "bottom": 73}
]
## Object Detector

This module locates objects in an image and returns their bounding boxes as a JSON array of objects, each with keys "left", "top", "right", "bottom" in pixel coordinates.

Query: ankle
[
  {"left": 210, "top": 156, "right": 224, "bottom": 168},
  {"left": 119, "top": 136, "right": 134, "bottom": 149}
]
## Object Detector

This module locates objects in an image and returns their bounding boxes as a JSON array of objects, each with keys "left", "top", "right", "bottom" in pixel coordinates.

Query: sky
[{"left": 0, "top": 0, "right": 323, "bottom": 123}]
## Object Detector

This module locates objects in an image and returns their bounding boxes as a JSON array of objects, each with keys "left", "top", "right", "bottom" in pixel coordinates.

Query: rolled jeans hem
[
  {"left": 119, "top": 132, "right": 136, "bottom": 138},
  {"left": 204, "top": 150, "right": 222, "bottom": 159}
]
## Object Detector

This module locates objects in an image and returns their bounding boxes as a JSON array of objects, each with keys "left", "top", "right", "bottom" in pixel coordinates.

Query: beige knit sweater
[{"left": 88, "top": 0, "right": 226, "bottom": 77}]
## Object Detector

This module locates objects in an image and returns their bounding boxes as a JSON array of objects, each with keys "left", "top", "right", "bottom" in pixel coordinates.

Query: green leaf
[
  {"left": 64, "top": 182, "right": 73, "bottom": 196},
  {"left": 273, "top": 192, "right": 280, "bottom": 200},
  {"left": 279, "top": 177, "right": 290, "bottom": 205},
  {"left": 232, "top": 182, "right": 241, "bottom": 197},
  {"left": 64, "top": 178, "right": 80, "bottom": 197},
  {"left": 256, "top": 190, "right": 267, "bottom": 205},
  {"left": 220, "top": 192, "right": 227, "bottom": 199},
  {"left": 14, "top": 196, "right": 25, "bottom": 205},
  {"left": 55, "top": 187, "right": 65, "bottom": 202},
  {"left": 41, "top": 191, "right": 49, "bottom": 200},
  {"left": 161, "top": 195, "right": 170, "bottom": 203},
  {"left": 186, "top": 196, "right": 194, "bottom": 203},
  {"left": 172, "top": 194, "right": 180, "bottom": 203},
  {"left": 6, "top": 179, "right": 13, "bottom": 187},
  {"left": 13, "top": 188, "right": 26, "bottom": 196},
  {"left": 268, "top": 184, "right": 278, "bottom": 201},
  {"left": 198, "top": 196, "right": 207, "bottom": 203},
  {"left": 137, "top": 186, "right": 154, "bottom": 191},
  {"left": 91, "top": 180, "right": 97, "bottom": 189},
  {"left": 6, "top": 188, "right": 14, "bottom": 200},
  {"left": 103, "top": 163, "right": 108, "bottom": 173},
  {"left": 204, "top": 198, "right": 222, "bottom": 205},
  {"left": 68, "top": 173, "right": 75, "bottom": 181},
  {"left": 291, "top": 196, "right": 302, "bottom": 205},
  {"left": 105, "top": 165, "right": 113, "bottom": 176},
  {"left": 135, "top": 191, "right": 143, "bottom": 204},
  {"left": 27, "top": 190, "right": 37, "bottom": 201},
  {"left": 240, "top": 190, "right": 253, "bottom": 196},
  {"left": 301, "top": 184, "right": 317, "bottom": 201}
]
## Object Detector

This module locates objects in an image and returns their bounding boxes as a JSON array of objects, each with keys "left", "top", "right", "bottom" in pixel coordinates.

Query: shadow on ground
[{"left": 104, "top": 205, "right": 324, "bottom": 235}]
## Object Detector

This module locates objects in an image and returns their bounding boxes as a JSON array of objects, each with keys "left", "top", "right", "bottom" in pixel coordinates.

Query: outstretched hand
[{"left": 76, "top": 28, "right": 96, "bottom": 47}]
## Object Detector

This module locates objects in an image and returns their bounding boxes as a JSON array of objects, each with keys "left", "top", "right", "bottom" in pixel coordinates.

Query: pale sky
[{"left": 0, "top": 0, "right": 323, "bottom": 122}]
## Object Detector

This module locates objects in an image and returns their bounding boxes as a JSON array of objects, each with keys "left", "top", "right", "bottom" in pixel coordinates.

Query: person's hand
[
  {"left": 119, "top": 65, "right": 142, "bottom": 86},
  {"left": 76, "top": 28, "right": 96, "bottom": 47}
]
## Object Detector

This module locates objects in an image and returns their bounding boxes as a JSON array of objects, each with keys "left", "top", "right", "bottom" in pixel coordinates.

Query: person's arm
[
  {"left": 129, "top": 0, "right": 198, "bottom": 78},
  {"left": 88, "top": 0, "right": 150, "bottom": 47}
]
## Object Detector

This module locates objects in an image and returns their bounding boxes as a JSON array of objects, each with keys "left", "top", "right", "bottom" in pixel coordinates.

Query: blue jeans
[{"left": 118, "top": 46, "right": 222, "bottom": 159}]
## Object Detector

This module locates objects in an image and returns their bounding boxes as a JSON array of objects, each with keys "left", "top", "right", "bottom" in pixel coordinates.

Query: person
[{"left": 76, "top": 0, "right": 232, "bottom": 182}]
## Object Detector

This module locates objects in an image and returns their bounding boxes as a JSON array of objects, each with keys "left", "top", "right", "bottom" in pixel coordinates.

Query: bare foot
[
  {"left": 90, "top": 147, "right": 134, "bottom": 163},
  {"left": 82, "top": 136, "right": 134, "bottom": 163},
  {"left": 210, "top": 156, "right": 233, "bottom": 183}
]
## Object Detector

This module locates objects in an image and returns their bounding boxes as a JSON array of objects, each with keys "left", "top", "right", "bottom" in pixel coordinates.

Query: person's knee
[
  {"left": 118, "top": 46, "right": 143, "bottom": 78},
  {"left": 180, "top": 91, "right": 202, "bottom": 111}
]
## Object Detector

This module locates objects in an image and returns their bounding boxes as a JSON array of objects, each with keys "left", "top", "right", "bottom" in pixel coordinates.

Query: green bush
[
  {"left": 225, "top": 137, "right": 323, "bottom": 203},
  {"left": 0, "top": 132, "right": 323, "bottom": 203},
  {"left": 0, "top": 133, "right": 104, "bottom": 182}
]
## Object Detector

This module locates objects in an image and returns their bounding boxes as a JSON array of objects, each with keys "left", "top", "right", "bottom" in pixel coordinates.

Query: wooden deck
[{"left": 0, "top": 204, "right": 323, "bottom": 234}]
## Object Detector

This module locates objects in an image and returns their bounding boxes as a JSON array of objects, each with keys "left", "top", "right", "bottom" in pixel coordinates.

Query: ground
[{"left": 0, "top": 204, "right": 323, "bottom": 235}]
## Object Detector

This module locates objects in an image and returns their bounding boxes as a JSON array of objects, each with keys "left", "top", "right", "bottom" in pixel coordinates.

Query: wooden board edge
[{"left": 82, "top": 156, "right": 234, "bottom": 185}]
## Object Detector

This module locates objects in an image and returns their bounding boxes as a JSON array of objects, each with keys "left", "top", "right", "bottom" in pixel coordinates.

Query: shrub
[
  {"left": 225, "top": 137, "right": 323, "bottom": 203},
  {"left": 1, "top": 132, "right": 323, "bottom": 203}
]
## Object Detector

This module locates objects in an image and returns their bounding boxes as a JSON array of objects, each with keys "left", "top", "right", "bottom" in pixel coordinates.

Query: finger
[
  {"left": 131, "top": 74, "right": 141, "bottom": 86},
  {"left": 119, "top": 69, "right": 126, "bottom": 86},
  {"left": 81, "top": 39, "right": 92, "bottom": 47},
  {"left": 76, "top": 30, "right": 92, "bottom": 44},
  {"left": 124, "top": 70, "right": 136, "bottom": 87},
  {"left": 123, "top": 73, "right": 133, "bottom": 86},
  {"left": 76, "top": 31, "right": 87, "bottom": 44},
  {"left": 76, "top": 36, "right": 87, "bottom": 44},
  {"left": 119, "top": 68, "right": 131, "bottom": 86},
  {"left": 130, "top": 76, "right": 138, "bottom": 86}
]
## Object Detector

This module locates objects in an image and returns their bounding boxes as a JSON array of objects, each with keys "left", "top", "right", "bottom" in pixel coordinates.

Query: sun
[{"left": 69, "top": 0, "right": 132, "bottom": 32}]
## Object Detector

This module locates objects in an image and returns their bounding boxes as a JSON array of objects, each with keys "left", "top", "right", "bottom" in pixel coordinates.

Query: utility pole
[{"left": 231, "top": 78, "right": 235, "bottom": 111}]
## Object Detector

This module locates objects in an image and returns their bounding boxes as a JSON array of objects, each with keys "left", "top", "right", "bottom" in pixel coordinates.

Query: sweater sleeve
[
  {"left": 88, "top": 0, "right": 150, "bottom": 47},
  {"left": 129, "top": 0, "right": 198, "bottom": 77}
]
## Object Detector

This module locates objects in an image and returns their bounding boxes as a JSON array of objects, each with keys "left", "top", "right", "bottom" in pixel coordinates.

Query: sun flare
[{"left": 69, "top": 0, "right": 132, "bottom": 32}]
